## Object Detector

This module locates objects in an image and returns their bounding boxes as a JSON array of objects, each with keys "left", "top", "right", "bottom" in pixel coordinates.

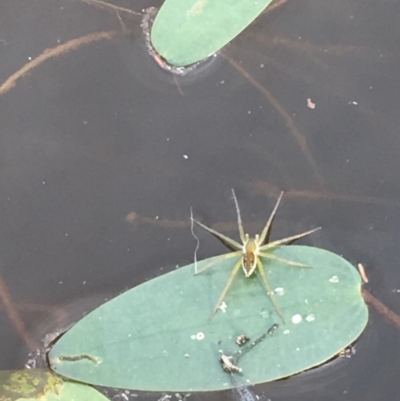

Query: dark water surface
[{"left": 1, "top": 0, "right": 400, "bottom": 400}]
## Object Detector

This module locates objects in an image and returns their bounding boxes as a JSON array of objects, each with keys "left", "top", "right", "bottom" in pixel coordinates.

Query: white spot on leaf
[
  {"left": 196, "top": 332, "right": 205, "bottom": 341},
  {"left": 218, "top": 302, "right": 227, "bottom": 313},
  {"left": 292, "top": 314, "right": 302, "bottom": 324},
  {"left": 275, "top": 287, "right": 285, "bottom": 296},
  {"left": 306, "top": 314, "right": 315, "bottom": 322},
  {"left": 329, "top": 275, "right": 339, "bottom": 283}
]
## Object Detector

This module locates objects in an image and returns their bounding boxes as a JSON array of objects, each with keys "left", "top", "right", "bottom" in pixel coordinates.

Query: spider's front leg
[
  {"left": 192, "top": 219, "right": 242, "bottom": 249},
  {"left": 210, "top": 258, "right": 243, "bottom": 319},
  {"left": 260, "top": 227, "right": 321, "bottom": 251}
]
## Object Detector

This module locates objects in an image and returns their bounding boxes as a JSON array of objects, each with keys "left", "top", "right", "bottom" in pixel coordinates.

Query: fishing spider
[{"left": 193, "top": 190, "right": 320, "bottom": 323}]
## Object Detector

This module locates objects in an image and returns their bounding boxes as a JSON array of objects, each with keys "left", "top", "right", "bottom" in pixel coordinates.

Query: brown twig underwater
[
  {"left": 362, "top": 289, "right": 400, "bottom": 331},
  {"left": 0, "top": 31, "right": 119, "bottom": 99},
  {"left": 222, "top": 54, "right": 326, "bottom": 187},
  {"left": 0, "top": 301, "right": 68, "bottom": 326},
  {"left": 79, "top": 0, "right": 141, "bottom": 16},
  {"left": 126, "top": 210, "right": 266, "bottom": 234},
  {"left": 249, "top": 180, "right": 400, "bottom": 208},
  {"left": 0, "top": 271, "right": 38, "bottom": 350},
  {"left": 125, "top": 212, "right": 188, "bottom": 229},
  {"left": 263, "top": 0, "right": 292, "bottom": 15},
  {"left": 241, "top": 31, "right": 388, "bottom": 124},
  {"left": 127, "top": 178, "right": 400, "bottom": 233}
]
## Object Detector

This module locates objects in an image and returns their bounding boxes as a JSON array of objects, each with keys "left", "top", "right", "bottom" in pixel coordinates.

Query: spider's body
[{"left": 193, "top": 190, "right": 321, "bottom": 323}]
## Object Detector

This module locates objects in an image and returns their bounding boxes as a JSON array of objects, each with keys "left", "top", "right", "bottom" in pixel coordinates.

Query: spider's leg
[
  {"left": 259, "top": 251, "right": 310, "bottom": 268},
  {"left": 260, "top": 227, "right": 321, "bottom": 250},
  {"left": 257, "top": 258, "right": 285, "bottom": 324},
  {"left": 231, "top": 189, "right": 246, "bottom": 243},
  {"left": 194, "top": 251, "right": 241, "bottom": 275},
  {"left": 210, "top": 258, "right": 242, "bottom": 319},
  {"left": 193, "top": 219, "right": 242, "bottom": 250},
  {"left": 258, "top": 192, "right": 284, "bottom": 245}
]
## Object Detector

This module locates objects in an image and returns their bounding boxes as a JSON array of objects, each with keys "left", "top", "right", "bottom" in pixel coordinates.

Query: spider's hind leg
[
  {"left": 257, "top": 258, "right": 285, "bottom": 324},
  {"left": 258, "top": 251, "right": 310, "bottom": 268},
  {"left": 210, "top": 258, "right": 242, "bottom": 319},
  {"left": 194, "top": 251, "right": 241, "bottom": 275}
]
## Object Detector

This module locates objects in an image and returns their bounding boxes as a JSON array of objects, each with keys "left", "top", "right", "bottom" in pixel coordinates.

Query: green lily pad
[
  {"left": 48, "top": 246, "right": 368, "bottom": 392},
  {"left": 0, "top": 369, "right": 109, "bottom": 401},
  {"left": 151, "top": 0, "right": 274, "bottom": 67}
]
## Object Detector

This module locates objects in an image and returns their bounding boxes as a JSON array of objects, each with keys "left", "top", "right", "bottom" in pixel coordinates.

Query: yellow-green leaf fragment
[
  {"left": 0, "top": 369, "right": 108, "bottom": 401},
  {"left": 48, "top": 246, "right": 368, "bottom": 392},
  {"left": 0, "top": 370, "right": 60, "bottom": 401}
]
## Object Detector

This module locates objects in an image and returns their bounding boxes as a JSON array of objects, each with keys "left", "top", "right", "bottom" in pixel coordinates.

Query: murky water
[{"left": 1, "top": 0, "right": 400, "bottom": 400}]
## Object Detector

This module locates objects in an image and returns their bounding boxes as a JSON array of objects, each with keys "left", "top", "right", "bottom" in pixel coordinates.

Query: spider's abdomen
[
  {"left": 243, "top": 252, "right": 256, "bottom": 276},
  {"left": 242, "top": 237, "right": 258, "bottom": 277}
]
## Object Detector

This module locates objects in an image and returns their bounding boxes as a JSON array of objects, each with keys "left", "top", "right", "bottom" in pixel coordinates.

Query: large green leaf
[
  {"left": 49, "top": 246, "right": 368, "bottom": 392},
  {"left": 151, "top": 0, "right": 274, "bottom": 67},
  {"left": 0, "top": 369, "right": 109, "bottom": 401}
]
